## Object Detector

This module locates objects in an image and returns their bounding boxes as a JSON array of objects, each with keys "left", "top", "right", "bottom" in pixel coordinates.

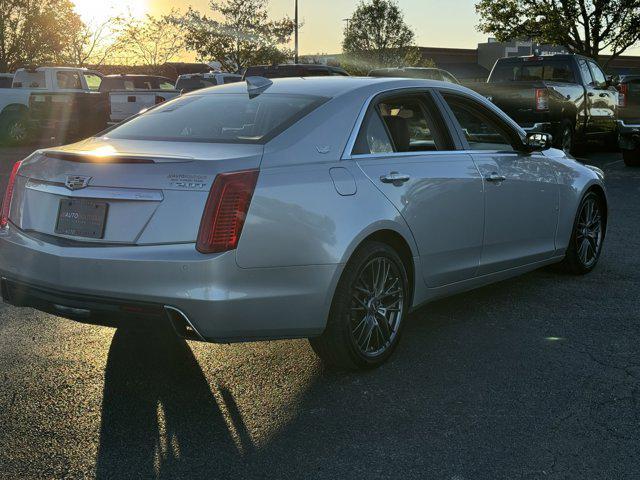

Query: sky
[{"left": 72, "top": 0, "right": 488, "bottom": 55}]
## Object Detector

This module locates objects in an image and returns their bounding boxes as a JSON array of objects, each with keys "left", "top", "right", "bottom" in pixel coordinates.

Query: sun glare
[{"left": 73, "top": 0, "right": 148, "bottom": 23}]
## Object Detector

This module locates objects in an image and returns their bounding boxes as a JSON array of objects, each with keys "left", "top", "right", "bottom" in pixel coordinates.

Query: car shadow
[{"left": 95, "top": 325, "right": 250, "bottom": 480}]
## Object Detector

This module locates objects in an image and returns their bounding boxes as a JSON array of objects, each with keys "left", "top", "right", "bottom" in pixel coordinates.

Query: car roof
[{"left": 185, "top": 76, "right": 468, "bottom": 98}]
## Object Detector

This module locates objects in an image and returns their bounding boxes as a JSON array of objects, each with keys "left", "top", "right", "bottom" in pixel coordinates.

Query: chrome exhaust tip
[{"left": 165, "top": 306, "right": 205, "bottom": 342}]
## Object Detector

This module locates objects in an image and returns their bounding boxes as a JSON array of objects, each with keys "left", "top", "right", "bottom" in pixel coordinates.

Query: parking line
[{"left": 605, "top": 159, "right": 624, "bottom": 168}]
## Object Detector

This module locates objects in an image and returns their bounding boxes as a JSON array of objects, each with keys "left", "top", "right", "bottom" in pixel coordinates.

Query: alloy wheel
[
  {"left": 8, "top": 119, "right": 27, "bottom": 144},
  {"left": 349, "top": 256, "right": 405, "bottom": 358},
  {"left": 575, "top": 197, "right": 603, "bottom": 268}
]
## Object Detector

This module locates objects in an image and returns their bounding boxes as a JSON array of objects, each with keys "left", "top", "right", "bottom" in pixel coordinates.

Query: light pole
[{"left": 294, "top": 0, "right": 299, "bottom": 64}]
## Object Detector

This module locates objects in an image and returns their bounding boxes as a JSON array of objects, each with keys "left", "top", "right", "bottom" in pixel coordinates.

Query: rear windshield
[
  {"left": 106, "top": 93, "right": 328, "bottom": 144},
  {"left": 175, "top": 77, "right": 216, "bottom": 92},
  {"left": 491, "top": 60, "right": 576, "bottom": 83},
  {"left": 12, "top": 71, "right": 46, "bottom": 88}
]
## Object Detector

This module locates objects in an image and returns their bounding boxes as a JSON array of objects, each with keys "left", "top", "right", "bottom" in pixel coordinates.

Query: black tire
[
  {"left": 604, "top": 132, "right": 620, "bottom": 152},
  {"left": 623, "top": 148, "right": 640, "bottom": 167},
  {"left": 558, "top": 191, "right": 606, "bottom": 275},
  {"left": 0, "top": 110, "right": 31, "bottom": 146},
  {"left": 310, "top": 241, "right": 410, "bottom": 370},
  {"left": 556, "top": 120, "right": 575, "bottom": 155}
]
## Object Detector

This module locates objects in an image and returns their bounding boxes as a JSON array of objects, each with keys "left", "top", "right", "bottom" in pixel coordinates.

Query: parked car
[
  {"left": 175, "top": 72, "right": 243, "bottom": 93},
  {"left": 468, "top": 54, "right": 619, "bottom": 154},
  {"left": 616, "top": 74, "right": 640, "bottom": 166},
  {"left": 99, "top": 74, "right": 180, "bottom": 125},
  {"left": 0, "top": 73, "right": 13, "bottom": 88},
  {"left": 0, "top": 77, "right": 607, "bottom": 369},
  {"left": 0, "top": 67, "right": 103, "bottom": 145},
  {"left": 369, "top": 67, "right": 459, "bottom": 84},
  {"left": 243, "top": 64, "right": 349, "bottom": 79}
]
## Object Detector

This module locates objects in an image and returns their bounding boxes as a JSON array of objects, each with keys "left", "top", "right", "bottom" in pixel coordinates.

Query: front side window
[
  {"left": 83, "top": 73, "right": 102, "bottom": 91},
  {"left": 159, "top": 81, "right": 175, "bottom": 90},
  {"left": 588, "top": 61, "right": 607, "bottom": 86},
  {"left": 442, "top": 93, "right": 515, "bottom": 151},
  {"left": 106, "top": 93, "right": 328, "bottom": 144},
  {"left": 57, "top": 71, "right": 82, "bottom": 89},
  {"left": 578, "top": 60, "right": 593, "bottom": 85}
]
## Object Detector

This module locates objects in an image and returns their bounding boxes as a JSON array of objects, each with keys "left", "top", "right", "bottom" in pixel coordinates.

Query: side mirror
[
  {"left": 525, "top": 132, "right": 553, "bottom": 151},
  {"left": 606, "top": 75, "right": 620, "bottom": 87}
]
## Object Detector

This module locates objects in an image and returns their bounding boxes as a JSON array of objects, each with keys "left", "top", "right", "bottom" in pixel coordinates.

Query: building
[{"left": 320, "top": 39, "right": 640, "bottom": 82}]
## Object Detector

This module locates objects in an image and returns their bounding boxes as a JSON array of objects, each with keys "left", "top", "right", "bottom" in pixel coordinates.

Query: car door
[
  {"left": 437, "top": 90, "right": 559, "bottom": 275},
  {"left": 350, "top": 90, "right": 485, "bottom": 287},
  {"left": 584, "top": 59, "right": 617, "bottom": 136}
]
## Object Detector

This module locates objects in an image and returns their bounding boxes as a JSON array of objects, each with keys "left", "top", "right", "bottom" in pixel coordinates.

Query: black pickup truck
[
  {"left": 469, "top": 54, "right": 619, "bottom": 154},
  {"left": 616, "top": 75, "right": 640, "bottom": 166}
]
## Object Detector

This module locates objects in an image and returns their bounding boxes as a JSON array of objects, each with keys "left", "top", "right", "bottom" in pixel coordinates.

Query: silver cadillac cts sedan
[{"left": 0, "top": 77, "right": 607, "bottom": 369}]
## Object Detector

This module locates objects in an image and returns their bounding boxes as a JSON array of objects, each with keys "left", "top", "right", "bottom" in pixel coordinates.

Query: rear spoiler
[{"left": 42, "top": 150, "right": 193, "bottom": 164}]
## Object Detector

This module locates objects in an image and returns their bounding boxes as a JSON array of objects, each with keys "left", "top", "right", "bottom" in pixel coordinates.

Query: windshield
[
  {"left": 491, "top": 60, "right": 576, "bottom": 83},
  {"left": 106, "top": 93, "right": 328, "bottom": 144}
]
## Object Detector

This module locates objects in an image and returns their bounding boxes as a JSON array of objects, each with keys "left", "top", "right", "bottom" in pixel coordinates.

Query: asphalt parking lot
[{"left": 0, "top": 146, "right": 638, "bottom": 480}]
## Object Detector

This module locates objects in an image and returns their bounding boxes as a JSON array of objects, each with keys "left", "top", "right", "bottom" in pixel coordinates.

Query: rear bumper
[
  {"left": 617, "top": 120, "right": 640, "bottom": 150},
  {"left": 0, "top": 226, "right": 339, "bottom": 342}
]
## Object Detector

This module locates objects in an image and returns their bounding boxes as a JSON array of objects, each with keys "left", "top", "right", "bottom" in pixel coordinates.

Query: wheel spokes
[{"left": 349, "top": 256, "right": 405, "bottom": 357}]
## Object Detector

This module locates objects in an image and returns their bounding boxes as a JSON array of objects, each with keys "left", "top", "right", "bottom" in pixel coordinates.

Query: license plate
[{"left": 55, "top": 199, "right": 108, "bottom": 239}]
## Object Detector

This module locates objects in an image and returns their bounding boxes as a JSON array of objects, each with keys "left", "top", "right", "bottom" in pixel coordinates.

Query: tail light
[
  {"left": 618, "top": 83, "right": 628, "bottom": 108},
  {"left": 1, "top": 161, "right": 23, "bottom": 229},
  {"left": 535, "top": 88, "right": 549, "bottom": 111},
  {"left": 196, "top": 170, "right": 259, "bottom": 254}
]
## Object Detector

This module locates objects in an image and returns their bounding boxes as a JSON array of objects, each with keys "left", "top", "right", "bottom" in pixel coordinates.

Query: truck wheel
[
  {"left": 623, "top": 148, "right": 640, "bottom": 167},
  {"left": 604, "top": 132, "right": 620, "bottom": 152},
  {"left": 310, "top": 241, "right": 409, "bottom": 370},
  {"left": 557, "top": 120, "right": 580, "bottom": 156},
  {"left": 1, "top": 111, "right": 30, "bottom": 146}
]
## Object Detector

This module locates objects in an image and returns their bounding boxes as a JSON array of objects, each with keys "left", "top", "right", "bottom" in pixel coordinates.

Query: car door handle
[
  {"left": 588, "top": 92, "right": 595, "bottom": 97},
  {"left": 599, "top": 93, "right": 608, "bottom": 97},
  {"left": 380, "top": 172, "right": 411, "bottom": 185},
  {"left": 485, "top": 173, "right": 506, "bottom": 183}
]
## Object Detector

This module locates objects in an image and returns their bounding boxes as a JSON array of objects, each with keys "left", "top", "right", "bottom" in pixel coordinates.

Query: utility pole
[{"left": 294, "top": 0, "right": 299, "bottom": 64}]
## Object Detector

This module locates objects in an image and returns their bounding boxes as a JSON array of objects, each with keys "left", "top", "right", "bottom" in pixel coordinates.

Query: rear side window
[
  {"left": 442, "top": 93, "right": 515, "bottom": 151},
  {"left": 0, "top": 76, "right": 12, "bottom": 88},
  {"left": 106, "top": 93, "right": 328, "bottom": 144},
  {"left": 353, "top": 111, "right": 394, "bottom": 155},
  {"left": 12, "top": 71, "right": 45, "bottom": 88},
  {"left": 353, "top": 93, "right": 451, "bottom": 155}
]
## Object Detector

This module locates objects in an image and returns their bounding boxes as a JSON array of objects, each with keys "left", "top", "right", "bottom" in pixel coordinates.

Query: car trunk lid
[{"left": 11, "top": 138, "right": 263, "bottom": 245}]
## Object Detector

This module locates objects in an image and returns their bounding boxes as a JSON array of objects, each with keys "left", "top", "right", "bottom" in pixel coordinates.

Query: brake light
[
  {"left": 618, "top": 83, "right": 628, "bottom": 108},
  {"left": 535, "top": 88, "right": 549, "bottom": 111},
  {"left": 0, "top": 161, "right": 23, "bottom": 229},
  {"left": 196, "top": 170, "right": 259, "bottom": 254}
]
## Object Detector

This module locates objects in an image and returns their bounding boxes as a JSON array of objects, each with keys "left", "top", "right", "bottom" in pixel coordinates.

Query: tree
[
  {"left": 475, "top": 0, "right": 640, "bottom": 65},
  {"left": 171, "top": 0, "right": 295, "bottom": 73},
  {"left": 114, "top": 14, "right": 185, "bottom": 69},
  {"left": 65, "top": 17, "right": 125, "bottom": 68},
  {"left": 0, "top": 0, "right": 81, "bottom": 71},
  {"left": 342, "top": 0, "right": 417, "bottom": 70}
]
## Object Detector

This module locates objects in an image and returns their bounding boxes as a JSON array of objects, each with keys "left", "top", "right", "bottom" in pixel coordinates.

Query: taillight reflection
[{"left": 535, "top": 88, "right": 549, "bottom": 111}]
